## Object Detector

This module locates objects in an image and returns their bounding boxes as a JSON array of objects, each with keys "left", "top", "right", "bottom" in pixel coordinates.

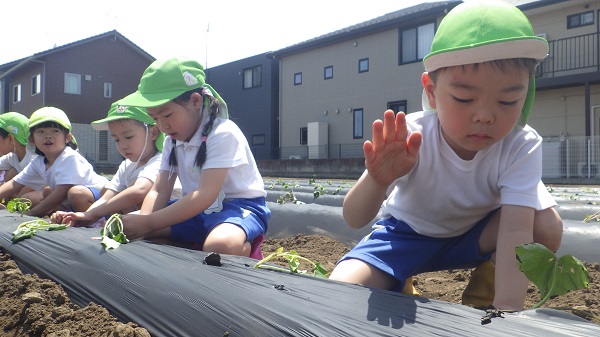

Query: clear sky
[{"left": 3, "top": 0, "right": 426, "bottom": 69}]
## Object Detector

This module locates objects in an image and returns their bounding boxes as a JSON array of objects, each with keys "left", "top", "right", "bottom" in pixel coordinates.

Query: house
[
  {"left": 0, "top": 30, "right": 154, "bottom": 170},
  {"left": 269, "top": 0, "right": 600, "bottom": 181},
  {"left": 205, "top": 53, "right": 279, "bottom": 160}
]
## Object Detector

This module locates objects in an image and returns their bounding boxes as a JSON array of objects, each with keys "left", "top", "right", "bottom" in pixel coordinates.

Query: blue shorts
[
  {"left": 170, "top": 197, "right": 270, "bottom": 247},
  {"left": 87, "top": 187, "right": 102, "bottom": 201},
  {"left": 338, "top": 210, "right": 496, "bottom": 292}
]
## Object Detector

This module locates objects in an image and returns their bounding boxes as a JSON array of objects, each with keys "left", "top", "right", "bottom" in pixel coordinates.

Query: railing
[
  {"left": 279, "top": 136, "right": 600, "bottom": 184},
  {"left": 537, "top": 32, "right": 599, "bottom": 78}
]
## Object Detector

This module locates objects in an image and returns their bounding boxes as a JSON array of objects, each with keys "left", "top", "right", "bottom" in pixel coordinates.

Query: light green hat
[
  {"left": 423, "top": 0, "right": 548, "bottom": 125},
  {"left": 29, "top": 107, "right": 72, "bottom": 131},
  {"left": 119, "top": 57, "right": 228, "bottom": 119},
  {"left": 91, "top": 102, "right": 165, "bottom": 151},
  {"left": 0, "top": 112, "right": 30, "bottom": 145}
]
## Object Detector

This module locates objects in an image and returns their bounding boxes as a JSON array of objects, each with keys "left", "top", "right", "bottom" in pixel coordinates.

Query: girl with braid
[{"left": 119, "top": 57, "right": 270, "bottom": 259}]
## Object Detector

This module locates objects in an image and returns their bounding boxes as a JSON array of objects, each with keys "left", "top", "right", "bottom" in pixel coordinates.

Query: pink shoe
[{"left": 249, "top": 234, "right": 265, "bottom": 260}]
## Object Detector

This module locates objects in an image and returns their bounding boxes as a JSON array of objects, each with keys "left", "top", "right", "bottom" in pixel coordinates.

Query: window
[
  {"left": 64, "top": 73, "right": 81, "bottom": 94},
  {"left": 567, "top": 11, "right": 594, "bottom": 29},
  {"left": 252, "top": 134, "right": 265, "bottom": 146},
  {"left": 400, "top": 22, "right": 435, "bottom": 64},
  {"left": 359, "top": 58, "right": 369, "bottom": 73},
  {"left": 13, "top": 84, "right": 21, "bottom": 103},
  {"left": 300, "top": 127, "right": 307, "bottom": 145},
  {"left": 31, "top": 74, "right": 41, "bottom": 95},
  {"left": 98, "top": 130, "right": 108, "bottom": 162},
  {"left": 294, "top": 72, "right": 302, "bottom": 85},
  {"left": 243, "top": 65, "right": 262, "bottom": 89},
  {"left": 104, "top": 83, "right": 112, "bottom": 98},
  {"left": 353, "top": 109, "right": 363, "bottom": 139},
  {"left": 388, "top": 100, "right": 408, "bottom": 114},
  {"left": 324, "top": 66, "right": 333, "bottom": 79}
]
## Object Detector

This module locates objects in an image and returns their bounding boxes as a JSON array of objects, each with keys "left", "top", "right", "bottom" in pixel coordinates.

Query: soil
[{"left": 1, "top": 233, "right": 598, "bottom": 336}]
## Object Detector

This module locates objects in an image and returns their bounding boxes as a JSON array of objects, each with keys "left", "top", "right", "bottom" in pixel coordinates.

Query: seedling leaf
[
  {"left": 516, "top": 243, "right": 589, "bottom": 308},
  {"left": 100, "top": 214, "right": 129, "bottom": 250}
]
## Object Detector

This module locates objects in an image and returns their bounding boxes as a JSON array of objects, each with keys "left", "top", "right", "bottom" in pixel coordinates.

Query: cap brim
[
  {"left": 91, "top": 122, "right": 108, "bottom": 131},
  {"left": 424, "top": 39, "right": 548, "bottom": 72},
  {"left": 119, "top": 90, "right": 183, "bottom": 108}
]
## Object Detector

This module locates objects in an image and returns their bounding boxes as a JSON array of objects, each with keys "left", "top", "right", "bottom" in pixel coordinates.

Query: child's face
[
  {"left": 0, "top": 135, "right": 13, "bottom": 156},
  {"left": 31, "top": 127, "right": 70, "bottom": 157},
  {"left": 423, "top": 62, "right": 530, "bottom": 160},
  {"left": 108, "top": 120, "right": 157, "bottom": 163},
  {"left": 147, "top": 93, "right": 202, "bottom": 142}
]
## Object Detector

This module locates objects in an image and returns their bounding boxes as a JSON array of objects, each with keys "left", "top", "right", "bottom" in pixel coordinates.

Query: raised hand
[{"left": 364, "top": 110, "right": 422, "bottom": 187}]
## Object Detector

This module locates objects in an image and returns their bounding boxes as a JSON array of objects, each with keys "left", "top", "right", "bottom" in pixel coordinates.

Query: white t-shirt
[
  {"left": 160, "top": 117, "right": 266, "bottom": 198},
  {"left": 381, "top": 110, "right": 556, "bottom": 238},
  {"left": 0, "top": 149, "right": 37, "bottom": 172},
  {"left": 15, "top": 147, "right": 108, "bottom": 191},
  {"left": 105, "top": 152, "right": 182, "bottom": 200}
]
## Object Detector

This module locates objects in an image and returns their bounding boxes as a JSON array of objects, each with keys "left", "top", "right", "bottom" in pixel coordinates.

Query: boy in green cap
[
  {"left": 51, "top": 102, "right": 182, "bottom": 227},
  {"left": 330, "top": 0, "right": 563, "bottom": 312}
]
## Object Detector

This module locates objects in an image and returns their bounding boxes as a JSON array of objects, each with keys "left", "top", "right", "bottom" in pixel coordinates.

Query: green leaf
[
  {"left": 516, "top": 243, "right": 589, "bottom": 308},
  {"left": 313, "top": 262, "right": 328, "bottom": 278}
]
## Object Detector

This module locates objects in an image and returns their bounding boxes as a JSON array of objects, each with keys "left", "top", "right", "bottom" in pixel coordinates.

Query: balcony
[{"left": 537, "top": 32, "right": 599, "bottom": 78}]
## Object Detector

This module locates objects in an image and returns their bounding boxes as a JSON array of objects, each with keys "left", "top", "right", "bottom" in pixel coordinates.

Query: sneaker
[{"left": 249, "top": 234, "right": 265, "bottom": 260}]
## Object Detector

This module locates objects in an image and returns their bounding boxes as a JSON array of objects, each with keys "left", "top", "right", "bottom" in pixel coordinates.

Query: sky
[{"left": 2, "top": 0, "right": 426, "bottom": 69}]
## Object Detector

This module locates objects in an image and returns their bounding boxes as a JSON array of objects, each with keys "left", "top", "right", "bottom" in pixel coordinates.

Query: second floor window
[
  {"left": 359, "top": 58, "right": 369, "bottom": 73},
  {"left": 324, "top": 66, "right": 333, "bottom": 79},
  {"left": 243, "top": 65, "right": 262, "bottom": 89},
  {"left": 400, "top": 22, "right": 435, "bottom": 64},
  {"left": 567, "top": 11, "right": 594, "bottom": 29},
  {"left": 64, "top": 73, "right": 81, "bottom": 95},
  {"left": 13, "top": 84, "right": 21, "bottom": 103},
  {"left": 294, "top": 72, "right": 302, "bottom": 85},
  {"left": 31, "top": 74, "right": 41, "bottom": 95}
]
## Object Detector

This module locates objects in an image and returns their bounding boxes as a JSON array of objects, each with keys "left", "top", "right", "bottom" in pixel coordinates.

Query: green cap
[
  {"left": 422, "top": 0, "right": 548, "bottom": 125},
  {"left": 119, "top": 57, "right": 228, "bottom": 118},
  {"left": 29, "top": 107, "right": 71, "bottom": 131},
  {"left": 92, "top": 102, "right": 165, "bottom": 151},
  {"left": 0, "top": 112, "right": 30, "bottom": 145}
]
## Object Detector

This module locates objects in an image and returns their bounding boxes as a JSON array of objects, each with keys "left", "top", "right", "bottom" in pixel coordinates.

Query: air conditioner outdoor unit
[{"left": 577, "top": 162, "right": 599, "bottom": 178}]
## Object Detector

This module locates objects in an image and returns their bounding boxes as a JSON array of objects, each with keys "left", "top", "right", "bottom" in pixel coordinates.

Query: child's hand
[
  {"left": 62, "top": 212, "right": 96, "bottom": 227},
  {"left": 50, "top": 211, "right": 69, "bottom": 224},
  {"left": 364, "top": 110, "right": 422, "bottom": 187}
]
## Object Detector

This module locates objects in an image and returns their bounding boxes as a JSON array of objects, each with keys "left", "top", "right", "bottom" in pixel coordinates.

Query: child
[
  {"left": 0, "top": 107, "right": 108, "bottom": 216},
  {"left": 329, "top": 0, "right": 563, "bottom": 312},
  {"left": 51, "top": 102, "right": 182, "bottom": 227},
  {"left": 118, "top": 57, "right": 270, "bottom": 259},
  {"left": 0, "top": 112, "right": 45, "bottom": 201}
]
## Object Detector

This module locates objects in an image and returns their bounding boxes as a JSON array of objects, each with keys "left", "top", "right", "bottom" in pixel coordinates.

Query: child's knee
[{"left": 533, "top": 207, "right": 563, "bottom": 252}]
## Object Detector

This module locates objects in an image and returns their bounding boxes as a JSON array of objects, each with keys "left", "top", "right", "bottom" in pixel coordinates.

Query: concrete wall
[{"left": 257, "top": 158, "right": 364, "bottom": 179}]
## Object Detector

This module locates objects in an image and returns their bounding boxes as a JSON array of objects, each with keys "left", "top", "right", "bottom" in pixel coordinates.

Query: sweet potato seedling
[
  {"left": 254, "top": 247, "right": 328, "bottom": 278},
  {"left": 100, "top": 213, "right": 129, "bottom": 250},
  {"left": 12, "top": 219, "right": 67, "bottom": 243},
  {"left": 516, "top": 243, "right": 589, "bottom": 308},
  {"left": 6, "top": 198, "right": 32, "bottom": 217}
]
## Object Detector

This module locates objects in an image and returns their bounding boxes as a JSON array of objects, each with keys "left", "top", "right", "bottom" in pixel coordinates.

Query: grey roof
[
  {"left": 271, "top": 1, "right": 462, "bottom": 58},
  {"left": 0, "top": 30, "right": 154, "bottom": 73}
]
